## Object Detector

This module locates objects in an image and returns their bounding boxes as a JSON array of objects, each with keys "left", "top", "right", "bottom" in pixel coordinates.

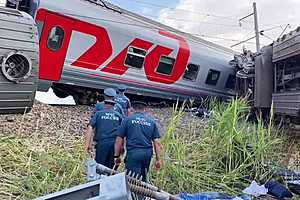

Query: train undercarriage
[
  {"left": 52, "top": 83, "right": 99, "bottom": 105},
  {"left": 51, "top": 82, "right": 178, "bottom": 107}
]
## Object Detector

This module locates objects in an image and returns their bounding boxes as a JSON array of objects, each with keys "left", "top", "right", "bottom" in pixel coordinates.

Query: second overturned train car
[{"left": 232, "top": 27, "right": 300, "bottom": 123}]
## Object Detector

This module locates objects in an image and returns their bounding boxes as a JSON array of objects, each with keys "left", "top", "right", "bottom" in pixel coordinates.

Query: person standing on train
[
  {"left": 85, "top": 99, "right": 123, "bottom": 168},
  {"left": 94, "top": 88, "right": 124, "bottom": 117},
  {"left": 114, "top": 101, "right": 162, "bottom": 182},
  {"left": 115, "top": 85, "right": 131, "bottom": 116}
]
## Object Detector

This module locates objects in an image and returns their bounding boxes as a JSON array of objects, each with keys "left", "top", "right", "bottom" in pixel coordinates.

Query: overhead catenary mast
[
  {"left": 253, "top": 2, "right": 260, "bottom": 52},
  {"left": 233, "top": 2, "right": 260, "bottom": 52}
]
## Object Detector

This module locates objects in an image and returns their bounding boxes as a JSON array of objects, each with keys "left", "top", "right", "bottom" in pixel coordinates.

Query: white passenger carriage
[{"left": 7, "top": 0, "right": 236, "bottom": 105}]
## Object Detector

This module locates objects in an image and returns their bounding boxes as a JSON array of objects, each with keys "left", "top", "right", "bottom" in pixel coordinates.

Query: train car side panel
[
  {"left": 0, "top": 7, "right": 39, "bottom": 114},
  {"left": 34, "top": 0, "right": 235, "bottom": 103}
]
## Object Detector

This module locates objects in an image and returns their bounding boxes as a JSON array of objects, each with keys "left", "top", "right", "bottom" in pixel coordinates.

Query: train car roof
[
  {"left": 0, "top": 6, "right": 24, "bottom": 16},
  {"left": 83, "top": 0, "right": 238, "bottom": 56},
  {"left": 0, "top": 6, "right": 36, "bottom": 24}
]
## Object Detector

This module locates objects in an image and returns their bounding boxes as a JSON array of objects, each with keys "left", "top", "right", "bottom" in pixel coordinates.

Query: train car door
[{"left": 38, "top": 11, "right": 74, "bottom": 81}]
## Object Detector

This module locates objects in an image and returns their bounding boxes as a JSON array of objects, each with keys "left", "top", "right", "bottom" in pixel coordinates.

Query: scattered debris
[
  {"left": 287, "top": 180, "right": 300, "bottom": 195},
  {"left": 184, "top": 107, "right": 210, "bottom": 118},
  {"left": 265, "top": 181, "right": 293, "bottom": 199},
  {"left": 242, "top": 181, "right": 268, "bottom": 197},
  {"left": 178, "top": 192, "right": 251, "bottom": 200}
]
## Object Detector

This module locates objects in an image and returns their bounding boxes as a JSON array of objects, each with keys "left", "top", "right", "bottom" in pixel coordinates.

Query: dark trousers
[
  {"left": 95, "top": 141, "right": 115, "bottom": 169},
  {"left": 125, "top": 149, "right": 153, "bottom": 182}
]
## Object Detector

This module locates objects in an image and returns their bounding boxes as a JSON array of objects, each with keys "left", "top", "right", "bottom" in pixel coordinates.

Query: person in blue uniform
[
  {"left": 114, "top": 85, "right": 131, "bottom": 116},
  {"left": 94, "top": 88, "right": 124, "bottom": 117},
  {"left": 85, "top": 99, "right": 123, "bottom": 168},
  {"left": 114, "top": 101, "right": 161, "bottom": 182}
]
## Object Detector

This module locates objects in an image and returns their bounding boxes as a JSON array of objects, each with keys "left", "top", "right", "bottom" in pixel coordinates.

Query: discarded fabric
[
  {"left": 265, "top": 181, "right": 293, "bottom": 199},
  {"left": 288, "top": 180, "right": 300, "bottom": 185},
  {"left": 178, "top": 192, "right": 251, "bottom": 200},
  {"left": 242, "top": 181, "right": 268, "bottom": 197},
  {"left": 287, "top": 180, "right": 300, "bottom": 195},
  {"left": 184, "top": 107, "right": 210, "bottom": 118}
]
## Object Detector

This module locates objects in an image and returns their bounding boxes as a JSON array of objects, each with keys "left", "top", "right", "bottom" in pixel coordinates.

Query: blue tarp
[{"left": 178, "top": 192, "right": 252, "bottom": 200}]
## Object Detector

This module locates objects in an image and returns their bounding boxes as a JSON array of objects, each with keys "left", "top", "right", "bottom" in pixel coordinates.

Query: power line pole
[
  {"left": 253, "top": 2, "right": 260, "bottom": 52},
  {"left": 237, "top": 2, "right": 260, "bottom": 52}
]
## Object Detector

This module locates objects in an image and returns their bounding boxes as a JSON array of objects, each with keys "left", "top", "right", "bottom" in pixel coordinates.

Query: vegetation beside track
[
  {"left": 151, "top": 99, "right": 283, "bottom": 194},
  {"left": 0, "top": 99, "right": 298, "bottom": 199}
]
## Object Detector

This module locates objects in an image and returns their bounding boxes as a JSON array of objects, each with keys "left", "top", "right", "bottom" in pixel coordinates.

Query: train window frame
[
  {"left": 225, "top": 74, "right": 236, "bottom": 90},
  {"left": 183, "top": 63, "right": 200, "bottom": 81},
  {"left": 155, "top": 56, "right": 175, "bottom": 76},
  {"left": 205, "top": 69, "right": 221, "bottom": 86},
  {"left": 47, "top": 26, "right": 65, "bottom": 51},
  {"left": 124, "top": 46, "right": 147, "bottom": 69}
]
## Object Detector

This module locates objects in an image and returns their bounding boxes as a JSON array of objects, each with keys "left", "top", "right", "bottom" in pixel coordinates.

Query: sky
[
  {"left": 109, "top": 0, "right": 300, "bottom": 52},
  {"left": 1, "top": 0, "right": 300, "bottom": 103}
]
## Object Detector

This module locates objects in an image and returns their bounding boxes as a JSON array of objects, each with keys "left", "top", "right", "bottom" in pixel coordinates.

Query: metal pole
[
  {"left": 278, "top": 24, "right": 290, "bottom": 39},
  {"left": 253, "top": 2, "right": 260, "bottom": 52}
]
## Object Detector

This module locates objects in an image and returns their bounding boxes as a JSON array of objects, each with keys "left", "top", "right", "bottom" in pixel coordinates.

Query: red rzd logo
[{"left": 36, "top": 9, "right": 190, "bottom": 84}]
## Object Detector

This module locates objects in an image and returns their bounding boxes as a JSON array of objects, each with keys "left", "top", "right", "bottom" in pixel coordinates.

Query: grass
[
  {"left": 150, "top": 99, "right": 283, "bottom": 195},
  {"left": 0, "top": 99, "right": 288, "bottom": 199},
  {"left": 0, "top": 133, "right": 86, "bottom": 199}
]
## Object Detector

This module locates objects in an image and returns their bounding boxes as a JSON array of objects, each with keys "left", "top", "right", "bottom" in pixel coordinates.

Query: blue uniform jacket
[
  {"left": 90, "top": 108, "right": 123, "bottom": 143},
  {"left": 117, "top": 112, "right": 160, "bottom": 151},
  {"left": 114, "top": 94, "right": 131, "bottom": 115},
  {"left": 94, "top": 102, "right": 125, "bottom": 117}
]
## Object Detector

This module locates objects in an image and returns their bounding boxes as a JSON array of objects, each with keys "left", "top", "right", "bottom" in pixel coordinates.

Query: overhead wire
[
  {"left": 143, "top": 13, "right": 253, "bottom": 29},
  {"left": 194, "top": 34, "right": 263, "bottom": 45},
  {"left": 121, "top": 0, "right": 241, "bottom": 20},
  {"left": 261, "top": 19, "right": 299, "bottom": 28},
  {"left": 146, "top": 11, "right": 279, "bottom": 45},
  {"left": 260, "top": 33, "right": 274, "bottom": 41},
  {"left": 116, "top": 0, "right": 297, "bottom": 39},
  {"left": 262, "top": 24, "right": 288, "bottom": 32},
  {"left": 111, "top": 0, "right": 267, "bottom": 31}
]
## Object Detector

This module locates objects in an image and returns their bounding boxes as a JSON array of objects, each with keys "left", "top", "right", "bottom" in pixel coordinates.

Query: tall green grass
[
  {"left": 151, "top": 99, "right": 282, "bottom": 194},
  {"left": 0, "top": 133, "right": 86, "bottom": 199}
]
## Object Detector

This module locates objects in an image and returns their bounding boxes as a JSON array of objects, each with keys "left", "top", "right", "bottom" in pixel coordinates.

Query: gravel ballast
[{"left": 0, "top": 101, "right": 204, "bottom": 137}]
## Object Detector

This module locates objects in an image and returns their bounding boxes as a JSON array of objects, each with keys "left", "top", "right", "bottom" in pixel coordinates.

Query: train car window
[
  {"left": 205, "top": 69, "right": 220, "bottom": 85},
  {"left": 183, "top": 64, "right": 199, "bottom": 81},
  {"left": 156, "top": 56, "right": 175, "bottom": 75},
  {"left": 47, "top": 26, "right": 65, "bottom": 51},
  {"left": 225, "top": 74, "right": 236, "bottom": 90},
  {"left": 125, "top": 47, "right": 147, "bottom": 69}
]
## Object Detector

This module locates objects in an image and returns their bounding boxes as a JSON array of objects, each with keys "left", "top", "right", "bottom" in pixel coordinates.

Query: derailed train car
[
  {"left": 7, "top": 0, "right": 237, "bottom": 105},
  {"left": 0, "top": 6, "right": 39, "bottom": 114},
  {"left": 272, "top": 29, "right": 300, "bottom": 123},
  {"left": 232, "top": 27, "right": 300, "bottom": 123}
]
